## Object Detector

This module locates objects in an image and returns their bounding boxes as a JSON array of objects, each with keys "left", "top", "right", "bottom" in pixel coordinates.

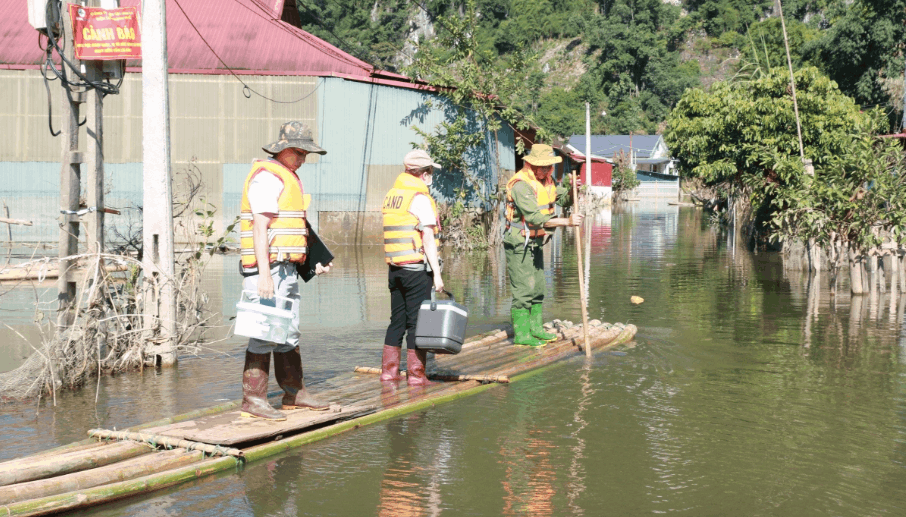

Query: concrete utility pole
[
  {"left": 142, "top": 0, "right": 178, "bottom": 366},
  {"left": 83, "top": 1, "right": 105, "bottom": 258},
  {"left": 58, "top": 2, "right": 82, "bottom": 326},
  {"left": 58, "top": 1, "right": 108, "bottom": 326}
]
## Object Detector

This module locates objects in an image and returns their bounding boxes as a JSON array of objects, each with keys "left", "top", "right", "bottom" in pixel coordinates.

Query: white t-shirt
[
  {"left": 409, "top": 194, "right": 437, "bottom": 228},
  {"left": 247, "top": 170, "right": 284, "bottom": 214}
]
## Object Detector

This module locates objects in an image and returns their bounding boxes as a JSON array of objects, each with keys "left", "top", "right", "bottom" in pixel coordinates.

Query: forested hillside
[{"left": 296, "top": 0, "right": 906, "bottom": 137}]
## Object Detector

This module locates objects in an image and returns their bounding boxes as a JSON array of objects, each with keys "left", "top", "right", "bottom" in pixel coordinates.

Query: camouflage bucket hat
[{"left": 263, "top": 121, "right": 327, "bottom": 156}]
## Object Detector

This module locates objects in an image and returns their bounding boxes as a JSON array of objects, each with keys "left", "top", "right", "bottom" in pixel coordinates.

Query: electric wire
[{"left": 170, "top": 0, "right": 324, "bottom": 104}]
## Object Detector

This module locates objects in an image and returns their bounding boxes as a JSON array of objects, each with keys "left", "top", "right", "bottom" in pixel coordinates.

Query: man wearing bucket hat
[
  {"left": 237, "top": 121, "right": 331, "bottom": 421},
  {"left": 504, "top": 143, "right": 583, "bottom": 347},
  {"left": 379, "top": 149, "right": 445, "bottom": 387}
]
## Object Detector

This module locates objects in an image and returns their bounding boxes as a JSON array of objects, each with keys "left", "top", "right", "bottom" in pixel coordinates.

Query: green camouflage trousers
[{"left": 504, "top": 240, "right": 545, "bottom": 310}]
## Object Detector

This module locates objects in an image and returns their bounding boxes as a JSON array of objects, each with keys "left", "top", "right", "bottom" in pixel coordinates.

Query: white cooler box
[{"left": 414, "top": 290, "right": 468, "bottom": 354}]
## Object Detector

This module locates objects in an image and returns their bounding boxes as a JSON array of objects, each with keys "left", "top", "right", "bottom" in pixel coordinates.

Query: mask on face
[{"left": 423, "top": 171, "right": 434, "bottom": 186}]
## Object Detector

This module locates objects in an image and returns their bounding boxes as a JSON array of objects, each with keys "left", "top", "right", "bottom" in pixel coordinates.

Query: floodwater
[{"left": 3, "top": 201, "right": 906, "bottom": 515}]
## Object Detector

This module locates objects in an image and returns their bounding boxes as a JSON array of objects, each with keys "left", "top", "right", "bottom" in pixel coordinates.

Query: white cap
[{"left": 404, "top": 149, "right": 441, "bottom": 170}]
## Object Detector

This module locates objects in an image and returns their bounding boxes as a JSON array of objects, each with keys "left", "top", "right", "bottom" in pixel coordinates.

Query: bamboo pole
[
  {"left": 777, "top": 0, "right": 805, "bottom": 162},
  {"left": 0, "top": 217, "right": 32, "bottom": 226},
  {"left": 0, "top": 455, "right": 238, "bottom": 517},
  {"left": 86, "top": 430, "right": 244, "bottom": 458},
  {"left": 0, "top": 264, "right": 129, "bottom": 282},
  {"left": 353, "top": 366, "right": 510, "bottom": 384},
  {"left": 0, "top": 442, "right": 150, "bottom": 488},
  {"left": 572, "top": 170, "right": 591, "bottom": 356},
  {"left": 0, "top": 448, "right": 203, "bottom": 506}
]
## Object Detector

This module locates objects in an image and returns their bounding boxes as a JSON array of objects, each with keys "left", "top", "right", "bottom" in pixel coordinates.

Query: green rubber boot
[
  {"left": 529, "top": 304, "right": 557, "bottom": 342},
  {"left": 512, "top": 308, "right": 546, "bottom": 347}
]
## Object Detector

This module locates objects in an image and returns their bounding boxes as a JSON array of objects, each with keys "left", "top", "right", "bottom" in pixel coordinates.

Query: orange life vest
[
  {"left": 239, "top": 159, "right": 310, "bottom": 270},
  {"left": 505, "top": 168, "right": 556, "bottom": 238},
  {"left": 381, "top": 172, "right": 441, "bottom": 265}
]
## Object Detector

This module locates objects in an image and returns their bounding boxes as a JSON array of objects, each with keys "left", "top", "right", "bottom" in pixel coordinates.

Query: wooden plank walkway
[
  {"left": 0, "top": 320, "right": 636, "bottom": 516},
  {"left": 140, "top": 404, "right": 376, "bottom": 446}
]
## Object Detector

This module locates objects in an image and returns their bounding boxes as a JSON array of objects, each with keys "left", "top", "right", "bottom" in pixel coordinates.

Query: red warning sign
[{"left": 70, "top": 5, "right": 142, "bottom": 61}]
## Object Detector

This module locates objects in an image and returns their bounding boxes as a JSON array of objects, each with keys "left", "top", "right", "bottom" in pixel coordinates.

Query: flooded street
[{"left": 3, "top": 202, "right": 906, "bottom": 515}]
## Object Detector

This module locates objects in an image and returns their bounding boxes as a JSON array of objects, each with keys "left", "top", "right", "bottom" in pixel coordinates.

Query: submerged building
[{"left": 0, "top": 0, "right": 516, "bottom": 246}]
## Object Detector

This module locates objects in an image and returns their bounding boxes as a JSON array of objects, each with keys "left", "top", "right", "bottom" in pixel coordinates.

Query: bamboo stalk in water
[
  {"left": 0, "top": 455, "right": 238, "bottom": 517},
  {"left": 0, "top": 448, "right": 203, "bottom": 506},
  {"left": 0, "top": 441, "right": 151, "bottom": 488},
  {"left": 86, "top": 430, "right": 244, "bottom": 458}
]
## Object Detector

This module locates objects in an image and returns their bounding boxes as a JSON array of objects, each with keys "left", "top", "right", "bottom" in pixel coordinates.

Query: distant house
[
  {"left": 553, "top": 145, "right": 613, "bottom": 199},
  {"left": 567, "top": 134, "right": 678, "bottom": 198}
]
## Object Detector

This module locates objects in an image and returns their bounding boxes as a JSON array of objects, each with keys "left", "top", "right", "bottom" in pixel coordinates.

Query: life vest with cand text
[
  {"left": 505, "top": 168, "right": 557, "bottom": 238},
  {"left": 239, "top": 159, "right": 310, "bottom": 270},
  {"left": 381, "top": 172, "right": 441, "bottom": 265}
]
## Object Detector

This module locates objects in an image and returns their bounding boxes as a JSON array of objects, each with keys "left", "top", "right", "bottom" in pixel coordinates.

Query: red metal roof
[{"left": 0, "top": 0, "right": 414, "bottom": 84}]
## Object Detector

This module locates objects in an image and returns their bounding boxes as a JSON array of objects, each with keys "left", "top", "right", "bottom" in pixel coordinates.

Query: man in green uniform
[{"left": 504, "top": 144, "right": 583, "bottom": 347}]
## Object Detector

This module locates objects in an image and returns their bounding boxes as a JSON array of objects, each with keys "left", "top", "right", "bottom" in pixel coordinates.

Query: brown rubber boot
[
  {"left": 406, "top": 348, "right": 434, "bottom": 387},
  {"left": 273, "top": 347, "right": 329, "bottom": 411},
  {"left": 380, "top": 345, "right": 402, "bottom": 382},
  {"left": 240, "top": 351, "right": 286, "bottom": 421}
]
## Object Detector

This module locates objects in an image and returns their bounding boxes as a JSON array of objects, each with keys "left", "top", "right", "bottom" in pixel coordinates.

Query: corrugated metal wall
[
  {"left": 0, "top": 71, "right": 515, "bottom": 246},
  {"left": 0, "top": 69, "right": 318, "bottom": 245},
  {"left": 314, "top": 77, "right": 515, "bottom": 213}
]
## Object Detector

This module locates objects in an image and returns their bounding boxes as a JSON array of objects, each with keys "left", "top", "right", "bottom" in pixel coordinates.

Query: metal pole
[
  {"left": 142, "top": 0, "right": 177, "bottom": 366},
  {"left": 84, "top": 1, "right": 104, "bottom": 255}
]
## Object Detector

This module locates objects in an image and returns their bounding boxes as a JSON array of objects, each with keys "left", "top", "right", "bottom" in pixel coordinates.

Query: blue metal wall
[{"left": 313, "top": 77, "right": 515, "bottom": 210}]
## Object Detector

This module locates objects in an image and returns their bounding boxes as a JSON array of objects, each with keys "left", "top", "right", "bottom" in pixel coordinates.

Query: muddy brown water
[{"left": 3, "top": 201, "right": 906, "bottom": 515}]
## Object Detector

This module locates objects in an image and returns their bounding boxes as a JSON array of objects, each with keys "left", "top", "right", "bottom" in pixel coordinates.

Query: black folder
[{"left": 297, "top": 222, "right": 335, "bottom": 283}]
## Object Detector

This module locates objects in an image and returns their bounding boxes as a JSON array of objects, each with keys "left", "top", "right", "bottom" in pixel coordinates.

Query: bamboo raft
[{"left": 0, "top": 320, "right": 636, "bottom": 516}]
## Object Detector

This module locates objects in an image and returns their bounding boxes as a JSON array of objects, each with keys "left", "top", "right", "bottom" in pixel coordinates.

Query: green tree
[
  {"left": 803, "top": 0, "right": 906, "bottom": 116},
  {"left": 740, "top": 18, "right": 818, "bottom": 73},
  {"left": 535, "top": 87, "right": 584, "bottom": 137},
  {"left": 683, "top": 0, "right": 773, "bottom": 36},
  {"left": 582, "top": 0, "right": 697, "bottom": 135},
  {"left": 665, "top": 66, "right": 887, "bottom": 247}
]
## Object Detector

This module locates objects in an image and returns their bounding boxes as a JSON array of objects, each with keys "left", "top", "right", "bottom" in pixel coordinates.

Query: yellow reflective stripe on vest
[{"left": 239, "top": 159, "right": 308, "bottom": 269}]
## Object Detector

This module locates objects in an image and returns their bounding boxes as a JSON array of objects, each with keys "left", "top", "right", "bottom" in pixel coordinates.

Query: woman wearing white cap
[{"left": 379, "top": 150, "right": 445, "bottom": 386}]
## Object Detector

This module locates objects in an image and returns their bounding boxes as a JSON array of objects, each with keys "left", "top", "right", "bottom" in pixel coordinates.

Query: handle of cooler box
[
  {"left": 429, "top": 288, "right": 455, "bottom": 311},
  {"left": 240, "top": 290, "right": 294, "bottom": 312}
]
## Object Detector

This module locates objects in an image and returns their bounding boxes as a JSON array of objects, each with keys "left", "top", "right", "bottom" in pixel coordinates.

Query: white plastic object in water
[{"left": 234, "top": 290, "right": 295, "bottom": 344}]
